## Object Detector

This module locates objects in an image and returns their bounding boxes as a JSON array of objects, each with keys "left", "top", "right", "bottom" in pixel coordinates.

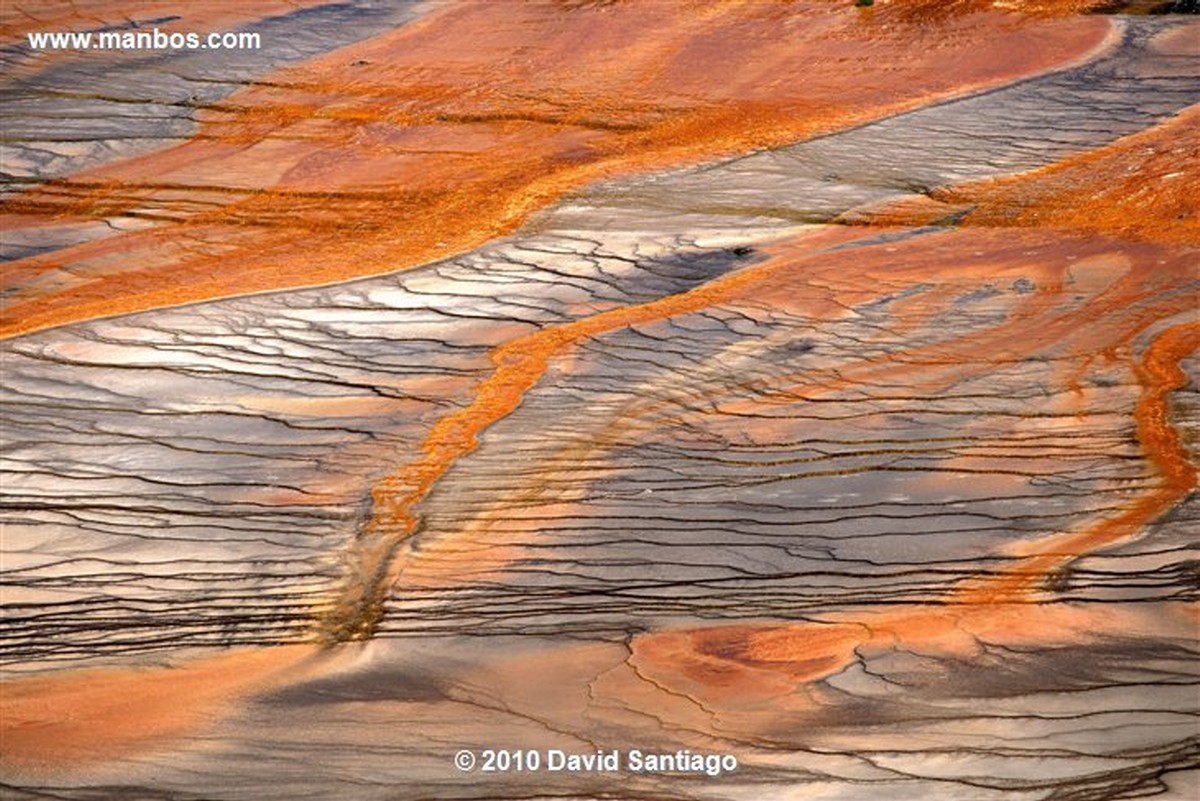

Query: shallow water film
[{"left": 1, "top": 1, "right": 1198, "bottom": 799}]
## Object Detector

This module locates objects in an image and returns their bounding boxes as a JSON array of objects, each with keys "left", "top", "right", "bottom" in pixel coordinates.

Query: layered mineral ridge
[{"left": 0, "top": 1, "right": 1197, "bottom": 799}]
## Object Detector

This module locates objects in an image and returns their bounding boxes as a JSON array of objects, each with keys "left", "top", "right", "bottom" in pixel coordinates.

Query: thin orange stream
[
  {"left": 960, "top": 321, "right": 1199, "bottom": 602},
  {"left": 317, "top": 226, "right": 875, "bottom": 642}
]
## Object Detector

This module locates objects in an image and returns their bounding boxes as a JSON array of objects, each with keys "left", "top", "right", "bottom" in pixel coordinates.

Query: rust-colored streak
[
  {"left": 876, "top": 0, "right": 1118, "bottom": 20},
  {"left": 0, "top": 2, "right": 1111, "bottom": 338},
  {"left": 961, "top": 322, "right": 1199, "bottom": 603},
  {"left": 0, "top": 645, "right": 319, "bottom": 773},
  {"left": 319, "top": 225, "right": 875, "bottom": 642},
  {"left": 939, "top": 103, "right": 1200, "bottom": 244}
]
